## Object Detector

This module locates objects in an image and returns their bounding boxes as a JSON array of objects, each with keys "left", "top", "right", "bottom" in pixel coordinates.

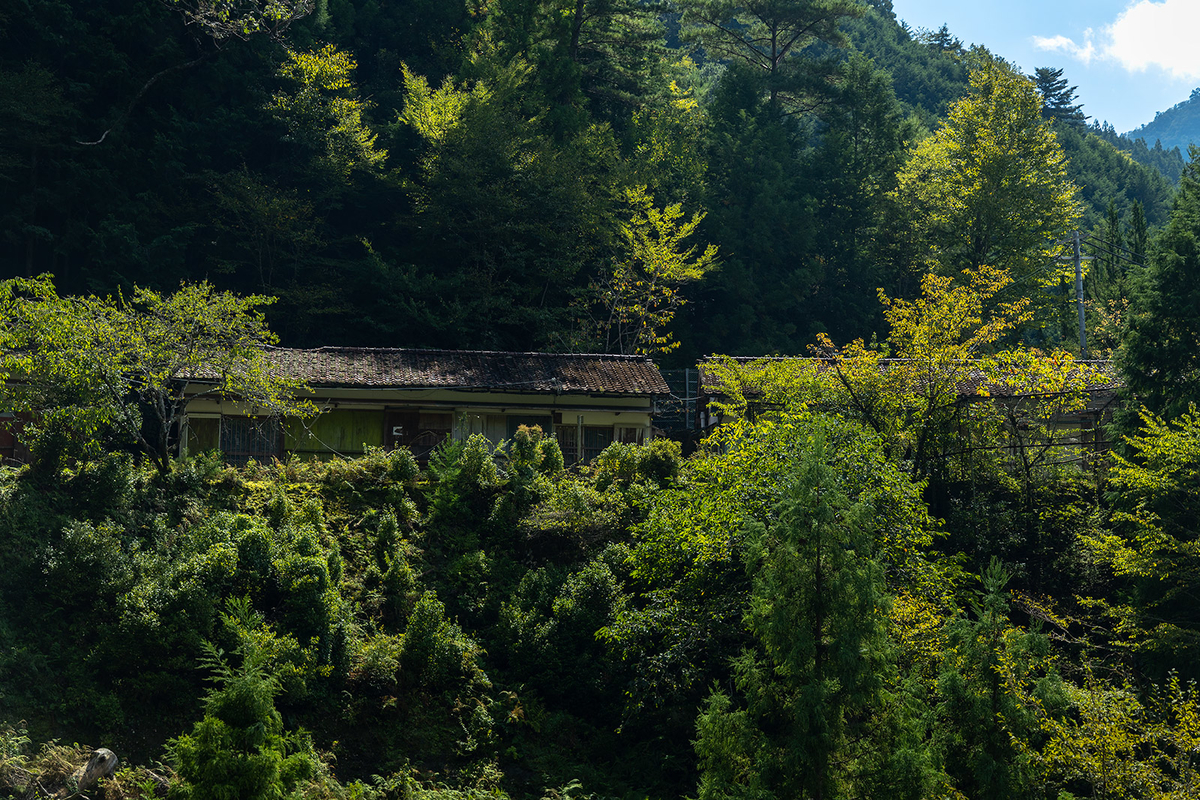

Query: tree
[
  {"left": 1087, "top": 405, "right": 1200, "bottom": 677},
  {"left": 895, "top": 56, "right": 1082, "bottom": 326},
  {"left": 809, "top": 54, "right": 912, "bottom": 339},
  {"left": 166, "top": 0, "right": 315, "bottom": 42},
  {"left": 476, "top": 0, "right": 669, "bottom": 134},
  {"left": 808, "top": 264, "right": 1033, "bottom": 481},
  {"left": 170, "top": 639, "right": 317, "bottom": 800},
  {"left": 397, "top": 60, "right": 621, "bottom": 350},
  {"left": 708, "top": 262, "right": 1104, "bottom": 532},
  {"left": 934, "top": 560, "right": 1057, "bottom": 800},
  {"left": 919, "top": 23, "right": 963, "bottom": 56},
  {"left": 694, "top": 438, "right": 930, "bottom": 800},
  {"left": 0, "top": 277, "right": 315, "bottom": 474},
  {"left": 1121, "top": 147, "right": 1200, "bottom": 423},
  {"left": 267, "top": 44, "right": 387, "bottom": 181},
  {"left": 585, "top": 185, "right": 719, "bottom": 355},
  {"left": 1032, "top": 66, "right": 1087, "bottom": 128},
  {"left": 1127, "top": 200, "right": 1149, "bottom": 265},
  {"left": 678, "top": 0, "right": 865, "bottom": 114}
]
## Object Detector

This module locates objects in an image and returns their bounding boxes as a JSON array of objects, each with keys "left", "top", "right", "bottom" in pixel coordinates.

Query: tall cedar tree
[
  {"left": 477, "top": 0, "right": 667, "bottom": 135},
  {"left": 1120, "top": 146, "right": 1200, "bottom": 424},
  {"left": 694, "top": 439, "right": 929, "bottom": 800}
]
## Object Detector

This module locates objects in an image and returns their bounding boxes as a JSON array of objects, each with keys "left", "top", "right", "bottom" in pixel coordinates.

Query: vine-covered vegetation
[{"left": 8, "top": 1, "right": 1200, "bottom": 798}]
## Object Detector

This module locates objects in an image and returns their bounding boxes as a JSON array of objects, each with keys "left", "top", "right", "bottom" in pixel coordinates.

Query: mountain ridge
[{"left": 1126, "top": 87, "right": 1200, "bottom": 154}]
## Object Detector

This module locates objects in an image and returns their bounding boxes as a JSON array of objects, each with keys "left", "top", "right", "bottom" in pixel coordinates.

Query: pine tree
[
  {"left": 1033, "top": 66, "right": 1088, "bottom": 128},
  {"left": 924, "top": 23, "right": 963, "bottom": 55},
  {"left": 678, "top": 0, "right": 865, "bottom": 114},
  {"left": 1127, "top": 200, "right": 1149, "bottom": 266}
]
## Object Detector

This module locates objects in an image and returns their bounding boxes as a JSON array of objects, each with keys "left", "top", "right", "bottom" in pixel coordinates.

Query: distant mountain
[{"left": 1127, "top": 88, "right": 1200, "bottom": 156}]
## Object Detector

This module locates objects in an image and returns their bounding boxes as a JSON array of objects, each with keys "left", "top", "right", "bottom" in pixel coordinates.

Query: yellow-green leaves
[
  {"left": 1085, "top": 406, "right": 1200, "bottom": 624},
  {"left": 708, "top": 264, "right": 1103, "bottom": 489},
  {"left": 895, "top": 56, "right": 1082, "bottom": 327},
  {"left": 399, "top": 64, "right": 493, "bottom": 146},
  {"left": 0, "top": 277, "right": 315, "bottom": 474},
  {"left": 1030, "top": 668, "right": 1200, "bottom": 799},
  {"left": 268, "top": 45, "right": 386, "bottom": 179},
  {"left": 588, "top": 186, "right": 719, "bottom": 355}
]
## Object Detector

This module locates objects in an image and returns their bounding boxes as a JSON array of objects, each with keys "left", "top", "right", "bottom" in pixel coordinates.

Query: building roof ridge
[{"left": 265, "top": 345, "right": 656, "bottom": 361}]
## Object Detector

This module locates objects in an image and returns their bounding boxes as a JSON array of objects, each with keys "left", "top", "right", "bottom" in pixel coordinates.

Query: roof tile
[{"left": 263, "top": 347, "right": 670, "bottom": 395}]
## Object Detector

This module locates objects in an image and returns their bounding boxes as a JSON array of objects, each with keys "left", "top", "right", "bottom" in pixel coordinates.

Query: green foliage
[
  {"left": 583, "top": 186, "right": 719, "bottom": 355},
  {"left": 679, "top": 0, "right": 865, "bottom": 114},
  {"left": 4, "top": 2, "right": 1200, "bottom": 796},
  {"left": 169, "top": 638, "right": 318, "bottom": 800},
  {"left": 399, "top": 592, "right": 487, "bottom": 696},
  {"left": 269, "top": 45, "right": 387, "bottom": 180},
  {"left": 1033, "top": 67, "right": 1087, "bottom": 128},
  {"left": 842, "top": 10, "right": 969, "bottom": 129},
  {"left": 0, "top": 277, "right": 316, "bottom": 474},
  {"left": 895, "top": 56, "right": 1082, "bottom": 326},
  {"left": 166, "top": 0, "right": 315, "bottom": 42},
  {"left": 1085, "top": 406, "right": 1200, "bottom": 677},
  {"left": 0, "top": 723, "right": 31, "bottom": 794},
  {"left": 695, "top": 437, "right": 931, "bottom": 800},
  {"left": 1128, "top": 87, "right": 1200, "bottom": 157},
  {"left": 397, "top": 59, "right": 621, "bottom": 350},
  {"left": 1054, "top": 123, "right": 1175, "bottom": 233},
  {"left": 933, "top": 560, "right": 1060, "bottom": 799},
  {"left": 1121, "top": 147, "right": 1200, "bottom": 425},
  {"left": 1091, "top": 122, "right": 1186, "bottom": 186}
]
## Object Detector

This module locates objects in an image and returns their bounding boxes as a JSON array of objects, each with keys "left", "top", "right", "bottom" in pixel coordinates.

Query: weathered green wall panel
[{"left": 286, "top": 410, "right": 385, "bottom": 454}]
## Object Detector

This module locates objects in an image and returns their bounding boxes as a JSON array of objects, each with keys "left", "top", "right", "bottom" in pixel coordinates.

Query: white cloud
[
  {"left": 1034, "top": 0, "right": 1200, "bottom": 81},
  {"left": 1031, "top": 31, "right": 1096, "bottom": 65},
  {"left": 1106, "top": 0, "right": 1200, "bottom": 79}
]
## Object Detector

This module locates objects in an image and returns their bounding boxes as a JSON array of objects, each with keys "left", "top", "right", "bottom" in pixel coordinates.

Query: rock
[{"left": 69, "top": 748, "right": 118, "bottom": 793}]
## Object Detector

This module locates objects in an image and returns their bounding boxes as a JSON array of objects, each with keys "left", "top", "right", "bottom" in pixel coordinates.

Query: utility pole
[{"left": 1074, "top": 230, "right": 1088, "bottom": 359}]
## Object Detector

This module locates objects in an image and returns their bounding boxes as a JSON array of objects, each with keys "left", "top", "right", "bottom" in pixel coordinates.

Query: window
[
  {"left": 220, "top": 416, "right": 283, "bottom": 466},
  {"left": 557, "top": 425, "right": 626, "bottom": 464},
  {"left": 615, "top": 426, "right": 646, "bottom": 445},
  {"left": 557, "top": 426, "right": 579, "bottom": 465},
  {"left": 386, "top": 411, "right": 452, "bottom": 459},
  {"left": 583, "top": 426, "right": 614, "bottom": 462}
]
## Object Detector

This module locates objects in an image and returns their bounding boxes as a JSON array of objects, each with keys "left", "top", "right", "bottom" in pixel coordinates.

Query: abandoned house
[{"left": 181, "top": 347, "right": 671, "bottom": 465}]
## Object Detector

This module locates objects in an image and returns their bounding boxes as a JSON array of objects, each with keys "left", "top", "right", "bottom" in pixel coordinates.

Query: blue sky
[{"left": 889, "top": 0, "right": 1200, "bottom": 134}]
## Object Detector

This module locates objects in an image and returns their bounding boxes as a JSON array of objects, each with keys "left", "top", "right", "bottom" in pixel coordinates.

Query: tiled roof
[
  {"left": 699, "top": 356, "right": 1120, "bottom": 398},
  {"left": 259, "top": 347, "right": 670, "bottom": 395}
]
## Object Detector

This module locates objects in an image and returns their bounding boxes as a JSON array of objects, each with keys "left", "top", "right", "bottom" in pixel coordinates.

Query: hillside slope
[
  {"left": 1128, "top": 88, "right": 1200, "bottom": 155},
  {"left": 843, "top": 8, "right": 1175, "bottom": 230}
]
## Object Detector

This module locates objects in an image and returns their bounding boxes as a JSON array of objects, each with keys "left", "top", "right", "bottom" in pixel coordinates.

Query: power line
[{"left": 1083, "top": 241, "right": 1143, "bottom": 267}]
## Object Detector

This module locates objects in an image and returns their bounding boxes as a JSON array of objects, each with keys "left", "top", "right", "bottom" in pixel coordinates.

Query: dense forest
[
  {"left": 1128, "top": 88, "right": 1200, "bottom": 158},
  {"left": 8, "top": 1, "right": 1200, "bottom": 799},
  {"left": 0, "top": 0, "right": 1184, "bottom": 360}
]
